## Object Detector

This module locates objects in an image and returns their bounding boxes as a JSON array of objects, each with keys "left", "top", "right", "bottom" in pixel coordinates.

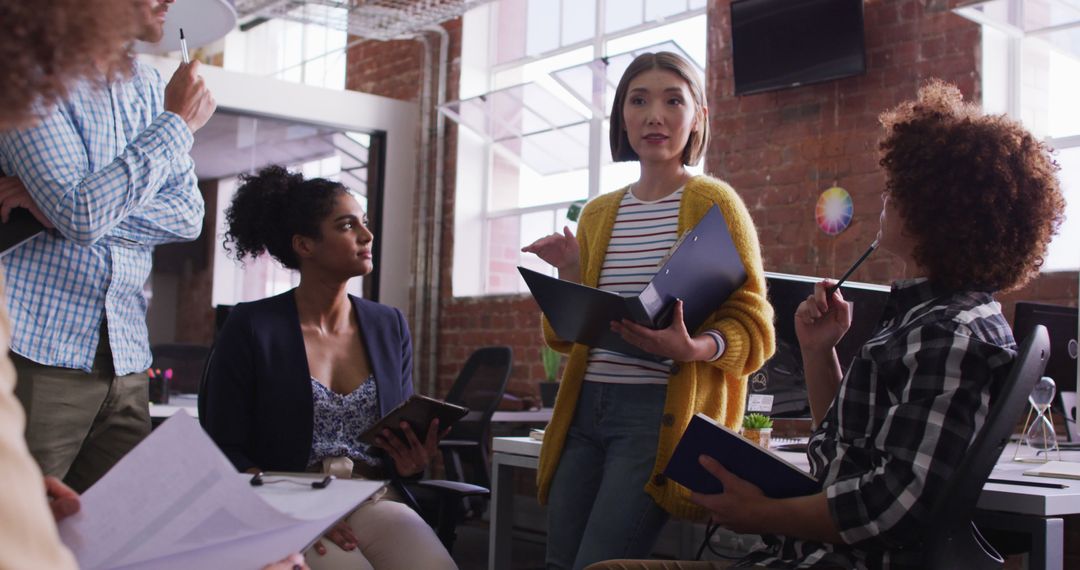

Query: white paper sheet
[{"left": 58, "top": 412, "right": 384, "bottom": 570}]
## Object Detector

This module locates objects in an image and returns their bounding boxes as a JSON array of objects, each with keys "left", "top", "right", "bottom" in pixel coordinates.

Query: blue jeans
[{"left": 546, "top": 382, "right": 670, "bottom": 570}]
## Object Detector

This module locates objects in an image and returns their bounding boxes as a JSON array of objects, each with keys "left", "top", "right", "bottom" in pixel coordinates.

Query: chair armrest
[
  {"left": 414, "top": 479, "right": 490, "bottom": 498},
  {"left": 438, "top": 439, "right": 481, "bottom": 449}
]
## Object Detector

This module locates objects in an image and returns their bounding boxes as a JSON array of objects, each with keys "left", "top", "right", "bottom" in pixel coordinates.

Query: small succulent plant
[{"left": 742, "top": 413, "right": 773, "bottom": 430}]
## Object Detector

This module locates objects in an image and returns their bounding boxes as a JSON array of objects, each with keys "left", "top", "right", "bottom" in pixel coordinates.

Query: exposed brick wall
[
  {"left": 706, "top": 0, "right": 980, "bottom": 284},
  {"left": 345, "top": 35, "right": 424, "bottom": 101},
  {"left": 343, "top": 1, "right": 1077, "bottom": 405}
]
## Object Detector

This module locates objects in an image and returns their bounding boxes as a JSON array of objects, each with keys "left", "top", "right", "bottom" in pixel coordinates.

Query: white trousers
[{"left": 304, "top": 497, "right": 457, "bottom": 570}]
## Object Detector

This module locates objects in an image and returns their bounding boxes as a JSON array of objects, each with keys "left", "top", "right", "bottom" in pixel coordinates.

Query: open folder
[
  {"left": 58, "top": 412, "right": 382, "bottom": 570},
  {"left": 519, "top": 205, "right": 747, "bottom": 360}
]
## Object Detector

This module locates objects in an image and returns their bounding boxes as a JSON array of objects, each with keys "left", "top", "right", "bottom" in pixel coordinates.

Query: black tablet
[
  {"left": 0, "top": 208, "right": 45, "bottom": 256},
  {"left": 358, "top": 394, "right": 469, "bottom": 446}
]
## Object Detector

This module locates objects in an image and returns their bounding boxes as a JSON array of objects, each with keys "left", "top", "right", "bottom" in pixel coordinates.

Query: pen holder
[
  {"left": 149, "top": 373, "right": 170, "bottom": 405},
  {"left": 742, "top": 427, "right": 772, "bottom": 449}
]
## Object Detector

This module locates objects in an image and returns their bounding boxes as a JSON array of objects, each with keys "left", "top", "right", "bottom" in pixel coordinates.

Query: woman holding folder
[
  {"left": 522, "top": 51, "right": 776, "bottom": 569},
  {"left": 588, "top": 81, "right": 1066, "bottom": 570},
  {"left": 200, "top": 166, "right": 455, "bottom": 570}
]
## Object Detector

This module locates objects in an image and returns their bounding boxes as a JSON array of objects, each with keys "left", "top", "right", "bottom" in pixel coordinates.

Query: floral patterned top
[{"left": 307, "top": 375, "right": 382, "bottom": 471}]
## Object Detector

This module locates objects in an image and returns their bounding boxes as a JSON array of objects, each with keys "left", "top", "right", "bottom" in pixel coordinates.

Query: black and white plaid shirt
[{"left": 741, "top": 279, "right": 1016, "bottom": 569}]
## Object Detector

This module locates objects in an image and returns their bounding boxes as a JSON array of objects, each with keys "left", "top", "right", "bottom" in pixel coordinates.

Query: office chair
[
  {"left": 438, "top": 346, "right": 514, "bottom": 491},
  {"left": 196, "top": 344, "right": 493, "bottom": 553},
  {"left": 150, "top": 343, "right": 212, "bottom": 394},
  {"left": 921, "top": 324, "right": 1050, "bottom": 570}
]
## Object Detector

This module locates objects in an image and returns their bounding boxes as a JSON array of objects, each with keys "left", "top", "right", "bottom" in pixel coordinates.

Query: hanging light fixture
[{"left": 135, "top": 0, "right": 237, "bottom": 55}]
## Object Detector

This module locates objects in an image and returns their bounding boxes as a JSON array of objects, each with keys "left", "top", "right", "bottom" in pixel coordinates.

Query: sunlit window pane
[
  {"left": 562, "top": 0, "right": 597, "bottom": 45},
  {"left": 1048, "top": 49, "right": 1080, "bottom": 138},
  {"left": 606, "top": 0, "right": 644, "bottom": 33},
  {"left": 526, "top": 0, "right": 560, "bottom": 55},
  {"left": 1043, "top": 146, "right": 1080, "bottom": 271}
]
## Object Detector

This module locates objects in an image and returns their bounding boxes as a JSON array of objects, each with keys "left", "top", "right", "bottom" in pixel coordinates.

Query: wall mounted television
[{"left": 731, "top": 0, "right": 867, "bottom": 96}]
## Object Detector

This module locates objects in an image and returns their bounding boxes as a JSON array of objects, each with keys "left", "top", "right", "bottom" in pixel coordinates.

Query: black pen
[
  {"left": 985, "top": 478, "right": 1069, "bottom": 489},
  {"left": 827, "top": 239, "right": 878, "bottom": 296}
]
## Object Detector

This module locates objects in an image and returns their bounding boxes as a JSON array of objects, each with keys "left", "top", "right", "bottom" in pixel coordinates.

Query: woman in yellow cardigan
[{"left": 522, "top": 52, "right": 775, "bottom": 570}]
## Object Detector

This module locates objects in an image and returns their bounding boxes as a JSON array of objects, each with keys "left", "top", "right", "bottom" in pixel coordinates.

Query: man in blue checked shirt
[{"left": 0, "top": 0, "right": 215, "bottom": 493}]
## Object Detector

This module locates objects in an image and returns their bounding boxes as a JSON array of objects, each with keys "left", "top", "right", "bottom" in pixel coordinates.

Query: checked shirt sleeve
[
  {"left": 825, "top": 321, "right": 1014, "bottom": 549},
  {"left": 107, "top": 153, "right": 203, "bottom": 246},
  {"left": 0, "top": 104, "right": 193, "bottom": 247}
]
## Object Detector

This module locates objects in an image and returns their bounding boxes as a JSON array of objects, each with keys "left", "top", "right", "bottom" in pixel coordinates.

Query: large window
[
  {"left": 450, "top": 0, "right": 707, "bottom": 296},
  {"left": 223, "top": 6, "right": 348, "bottom": 89},
  {"left": 959, "top": 0, "right": 1080, "bottom": 273}
]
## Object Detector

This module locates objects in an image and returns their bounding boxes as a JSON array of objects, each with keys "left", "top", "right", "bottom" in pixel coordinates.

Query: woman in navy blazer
[{"left": 200, "top": 166, "right": 456, "bottom": 570}]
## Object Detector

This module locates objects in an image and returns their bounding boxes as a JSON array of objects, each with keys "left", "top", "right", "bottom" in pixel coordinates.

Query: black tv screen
[{"left": 731, "top": 0, "right": 867, "bottom": 96}]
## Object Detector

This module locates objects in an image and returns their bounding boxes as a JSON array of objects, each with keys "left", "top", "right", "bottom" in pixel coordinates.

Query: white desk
[
  {"left": 149, "top": 394, "right": 198, "bottom": 420},
  {"left": 149, "top": 396, "right": 551, "bottom": 424},
  {"left": 491, "top": 408, "right": 552, "bottom": 423},
  {"left": 489, "top": 437, "right": 1080, "bottom": 570}
]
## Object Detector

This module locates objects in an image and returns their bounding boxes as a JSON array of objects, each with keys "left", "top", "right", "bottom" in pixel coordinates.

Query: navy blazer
[{"left": 200, "top": 290, "right": 413, "bottom": 473}]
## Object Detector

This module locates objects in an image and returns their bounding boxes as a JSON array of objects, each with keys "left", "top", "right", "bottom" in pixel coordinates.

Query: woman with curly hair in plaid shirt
[{"left": 589, "top": 80, "right": 1066, "bottom": 569}]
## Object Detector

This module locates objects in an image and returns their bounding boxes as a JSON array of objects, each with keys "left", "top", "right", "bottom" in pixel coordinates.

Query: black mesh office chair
[
  {"left": 438, "top": 346, "right": 514, "bottom": 490},
  {"left": 150, "top": 343, "right": 211, "bottom": 394},
  {"left": 921, "top": 324, "right": 1050, "bottom": 570}
]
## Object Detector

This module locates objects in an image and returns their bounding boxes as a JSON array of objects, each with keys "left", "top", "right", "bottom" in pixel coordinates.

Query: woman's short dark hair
[
  {"left": 879, "top": 79, "right": 1065, "bottom": 292},
  {"left": 223, "top": 165, "right": 349, "bottom": 270},
  {"left": 609, "top": 51, "right": 709, "bottom": 166}
]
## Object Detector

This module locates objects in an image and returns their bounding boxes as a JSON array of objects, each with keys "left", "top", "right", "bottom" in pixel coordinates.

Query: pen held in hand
[
  {"left": 180, "top": 28, "right": 190, "bottom": 64},
  {"left": 826, "top": 239, "right": 878, "bottom": 297}
]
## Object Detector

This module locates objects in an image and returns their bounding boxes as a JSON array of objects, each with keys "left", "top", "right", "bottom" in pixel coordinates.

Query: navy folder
[
  {"left": 0, "top": 208, "right": 44, "bottom": 257},
  {"left": 663, "top": 413, "right": 820, "bottom": 498},
  {"left": 518, "top": 205, "right": 747, "bottom": 360}
]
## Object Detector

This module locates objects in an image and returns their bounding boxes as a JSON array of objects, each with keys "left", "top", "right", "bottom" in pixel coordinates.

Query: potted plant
[
  {"left": 539, "top": 346, "right": 561, "bottom": 408},
  {"left": 742, "top": 413, "right": 774, "bottom": 448}
]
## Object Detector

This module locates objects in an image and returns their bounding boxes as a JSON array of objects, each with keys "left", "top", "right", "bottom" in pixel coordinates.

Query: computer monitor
[
  {"left": 1012, "top": 302, "right": 1078, "bottom": 440},
  {"left": 749, "top": 272, "right": 891, "bottom": 417}
]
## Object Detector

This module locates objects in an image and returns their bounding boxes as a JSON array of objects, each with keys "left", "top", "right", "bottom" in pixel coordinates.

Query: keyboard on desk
[{"left": 770, "top": 436, "right": 809, "bottom": 453}]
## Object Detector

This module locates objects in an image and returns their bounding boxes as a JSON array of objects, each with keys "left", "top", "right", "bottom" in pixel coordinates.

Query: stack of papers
[
  {"left": 1024, "top": 460, "right": 1080, "bottom": 481},
  {"left": 58, "top": 412, "right": 383, "bottom": 570}
]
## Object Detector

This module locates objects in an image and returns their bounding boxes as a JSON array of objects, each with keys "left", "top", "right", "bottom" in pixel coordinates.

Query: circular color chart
[{"left": 816, "top": 186, "right": 853, "bottom": 236}]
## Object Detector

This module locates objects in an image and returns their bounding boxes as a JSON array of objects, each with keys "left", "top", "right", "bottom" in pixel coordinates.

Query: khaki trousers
[{"left": 12, "top": 335, "right": 150, "bottom": 493}]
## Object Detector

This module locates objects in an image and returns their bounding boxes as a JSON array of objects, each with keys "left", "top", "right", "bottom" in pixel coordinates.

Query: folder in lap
[{"left": 520, "top": 205, "right": 747, "bottom": 360}]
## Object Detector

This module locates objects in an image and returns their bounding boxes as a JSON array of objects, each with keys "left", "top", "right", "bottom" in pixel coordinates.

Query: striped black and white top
[{"left": 583, "top": 187, "right": 684, "bottom": 385}]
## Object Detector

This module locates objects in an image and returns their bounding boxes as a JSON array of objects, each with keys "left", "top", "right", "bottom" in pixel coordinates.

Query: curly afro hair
[
  {"left": 0, "top": 0, "right": 139, "bottom": 129},
  {"left": 223, "top": 165, "right": 349, "bottom": 270},
  {"left": 878, "top": 79, "right": 1066, "bottom": 293}
]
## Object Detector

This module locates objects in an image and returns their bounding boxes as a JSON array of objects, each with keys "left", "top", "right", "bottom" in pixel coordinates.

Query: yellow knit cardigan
[{"left": 536, "top": 175, "right": 776, "bottom": 521}]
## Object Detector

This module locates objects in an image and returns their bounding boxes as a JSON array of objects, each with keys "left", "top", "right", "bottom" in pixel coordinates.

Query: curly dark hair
[
  {"left": 223, "top": 165, "right": 349, "bottom": 270},
  {"left": 0, "top": 0, "right": 138, "bottom": 129},
  {"left": 878, "top": 79, "right": 1066, "bottom": 293}
]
